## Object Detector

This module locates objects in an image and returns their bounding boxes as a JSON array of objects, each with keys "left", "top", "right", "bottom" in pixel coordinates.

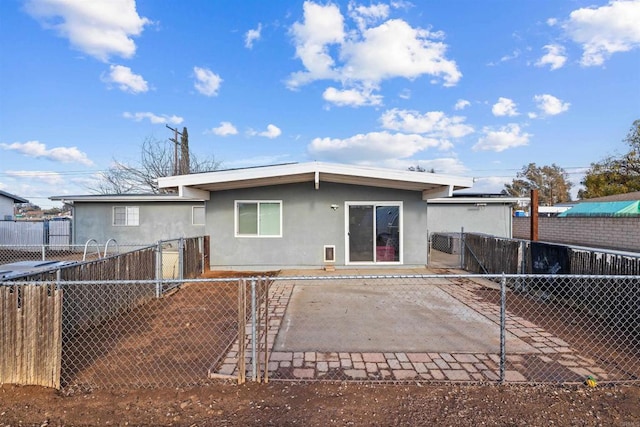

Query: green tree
[
  {"left": 408, "top": 164, "right": 435, "bottom": 172},
  {"left": 503, "top": 163, "right": 572, "bottom": 205},
  {"left": 91, "top": 134, "right": 221, "bottom": 194},
  {"left": 578, "top": 119, "right": 640, "bottom": 199},
  {"left": 179, "top": 126, "right": 190, "bottom": 175}
]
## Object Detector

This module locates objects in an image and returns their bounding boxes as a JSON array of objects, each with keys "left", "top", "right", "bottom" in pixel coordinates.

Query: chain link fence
[{"left": 2, "top": 273, "right": 637, "bottom": 390}]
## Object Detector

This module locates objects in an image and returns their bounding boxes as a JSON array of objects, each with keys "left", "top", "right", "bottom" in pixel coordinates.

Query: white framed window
[
  {"left": 113, "top": 206, "right": 139, "bottom": 226},
  {"left": 192, "top": 206, "right": 205, "bottom": 225},
  {"left": 235, "top": 200, "right": 282, "bottom": 237}
]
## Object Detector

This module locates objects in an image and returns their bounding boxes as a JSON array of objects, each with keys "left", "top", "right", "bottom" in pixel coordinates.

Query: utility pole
[{"left": 166, "top": 125, "right": 183, "bottom": 176}]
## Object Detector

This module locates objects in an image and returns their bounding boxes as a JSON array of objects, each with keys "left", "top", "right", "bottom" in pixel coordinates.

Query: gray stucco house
[
  {"left": 0, "top": 190, "right": 28, "bottom": 220},
  {"left": 50, "top": 194, "right": 206, "bottom": 245},
  {"left": 156, "top": 162, "right": 473, "bottom": 270}
]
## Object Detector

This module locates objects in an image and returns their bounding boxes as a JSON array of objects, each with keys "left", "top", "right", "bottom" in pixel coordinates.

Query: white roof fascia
[
  {"left": 427, "top": 197, "right": 529, "bottom": 204},
  {"left": 49, "top": 195, "right": 206, "bottom": 203},
  {"left": 158, "top": 161, "right": 473, "bottom": 193},
  {"left": 422, "top": 185, "right": 453, "bottom": 200},
  {"left": 178, "top": 186, "right": 210, "bottom": 200}
]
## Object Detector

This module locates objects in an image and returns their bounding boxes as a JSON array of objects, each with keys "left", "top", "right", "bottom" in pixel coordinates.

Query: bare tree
[{"left": 90, "top": 136, "right": 221, "bottom": 194}]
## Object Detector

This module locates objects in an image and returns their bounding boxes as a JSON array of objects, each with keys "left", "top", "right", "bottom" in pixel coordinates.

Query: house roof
[
  {"left": 558, "top": 201, "right": 640, "bottom": 217},
  {"left": 0, "top": 190, "right": 28, "bottom": 204},
  {"left": 578, "top": 191, "right": 640, "bottom": 203},
  {"left": 49, "top": 193, "right": 205, "bottom": 203},
  {"left": 157, "top": 162, "right": 473, "bottom": 200}
]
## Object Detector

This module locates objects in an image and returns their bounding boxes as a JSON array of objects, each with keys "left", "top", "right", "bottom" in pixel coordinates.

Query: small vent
[{"left": 323, "top": 245, "right": 336, "bottom": 263}]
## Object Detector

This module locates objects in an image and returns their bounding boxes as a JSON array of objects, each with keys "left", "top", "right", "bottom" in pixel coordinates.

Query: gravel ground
[{"left": 2, "top": 382, "right": 639, "bottom": 426}]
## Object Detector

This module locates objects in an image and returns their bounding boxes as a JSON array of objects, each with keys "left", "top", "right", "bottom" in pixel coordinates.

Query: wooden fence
[
  {"left": 463, "top": 233, "right": 521, "bottom": 274},
  {"left": 1, "top": 237, "right": 208, "bottom": 389},
  {"left": 1, "top": 284, "right": 62, "bottom": 389},
  {"left": 459, "top": 232, "right": 640, "bottom": 275}
]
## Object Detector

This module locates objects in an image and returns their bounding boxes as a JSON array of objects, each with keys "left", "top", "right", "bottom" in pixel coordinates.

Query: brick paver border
[{"left": 213, "top": 278, "right": 607, "bottom": 383}]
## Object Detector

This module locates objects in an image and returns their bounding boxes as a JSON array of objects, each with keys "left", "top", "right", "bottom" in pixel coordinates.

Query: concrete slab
[{"left": 273, "top": 281, "right": 536, "bottom": 353}]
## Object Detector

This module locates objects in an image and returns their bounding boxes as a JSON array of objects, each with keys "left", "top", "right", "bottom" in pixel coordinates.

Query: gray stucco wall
[
  {"left": 206, "top": 182, "right": 428, "bottom": 269},
  {"left": 426, "top": 203, "right": 513, "bottom": 238},
  {"left": 72, "top": 201, "right": 205, "bottom": 244}
]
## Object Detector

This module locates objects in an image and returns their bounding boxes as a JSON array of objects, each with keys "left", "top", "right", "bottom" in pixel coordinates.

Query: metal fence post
[
  {"left": 41, "top": 244, "right": 46, "bottom": 261},
  {"left": 178, "top": 237, "right": 185, "bottom": 281},
  {"left": 500, "top": 273, "right": 506, "bottom": 383},
  {"left": 251, "top": 278, "right": 257, "bottom": 381},
  {"left": 155, "top": 241, "right": 163, "bottom": 298},
  {"left": 460, "top": 227, "right": 465, "bottom": 269}
]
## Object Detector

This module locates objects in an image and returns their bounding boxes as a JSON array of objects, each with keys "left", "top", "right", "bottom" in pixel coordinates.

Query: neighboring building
[
  {"left": 49, "top": 194, "right": 206, "bottom": 245},
  {"left": 558, "top": 200, "right": 640, "bottom": 217},
  {"left": 512, "top": 191, "right": 640, "bottom": 252},
  {"left": 426, "top": 194, "right": 528, "bottom": 238},
  {"left": 157, "top": 162, "right": 473, "bottom": 270},
  {"left": 0, "top": 190, "right": 28, "bottom": 220},
  {"left": 575, "top": 191, "right": 640, "bottom": 203}
]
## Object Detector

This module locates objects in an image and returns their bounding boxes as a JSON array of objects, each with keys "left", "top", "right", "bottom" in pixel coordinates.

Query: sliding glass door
[{"left": 347, "top": 203, "right": 401, "bottom": 264}]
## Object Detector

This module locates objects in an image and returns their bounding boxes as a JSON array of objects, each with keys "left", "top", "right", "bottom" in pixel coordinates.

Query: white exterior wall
[
  {"left": 426, "top": 203, "right": 513, "bottom": 238},
  {"left": 0, "top": 195, "right": 14, "bottom": 220}
]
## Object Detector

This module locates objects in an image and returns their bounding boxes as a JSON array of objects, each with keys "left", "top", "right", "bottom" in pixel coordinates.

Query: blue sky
[{"left": 1, "top": 0, "right": 639, "bottom": 208}]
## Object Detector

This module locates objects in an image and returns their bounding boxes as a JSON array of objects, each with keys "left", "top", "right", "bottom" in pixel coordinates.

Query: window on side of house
[
  {"left": 235, "top": 201, "right": 282, "bottom": 237},
  {"left": 192, "top": 206, "right": 205, "bottom": 225},
  {"left": 113, "top": 206, "right": 139, "bottom": 226}
]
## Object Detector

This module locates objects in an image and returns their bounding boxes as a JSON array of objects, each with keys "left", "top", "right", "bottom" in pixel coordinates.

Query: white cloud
[
  {"left": 398, "top": 88, "right": 411, "bottom": 99},
  {"left": 348, "top": 2, "right": 390, "bottom": 31},
  {"left": 259, "top": 124, "right": 282, "bottom": 139},
  {"left": 245, "top": 23, "right": 262, "bottom": 49},
  {"left": 4, "top": 170, "right": 65, "bottom": 186},
  {"left": 288, "top": 2, "right": 461, "bottom": 105},
  {"left": 473, "top": 124, "right": 531, "bottom": 152},
  {"left": 193, "top": 66, "right": 222, "bottom": 96},
  {"left": 533, "top": 94, "right": 570, "bottom": 116},
  {"left": 380, "top": 109, "right": 474, "bottom": 139},
  {"left": 102, "top": 64, "right": 148, "bottom": 93},
  {"left": 25, "top": 0, "right": 151, "bottom": 62},
  {"left": 454, "top": 99, "right": 470, "bottom": 110},
  {"left": 308, "top": 131, "right": 450, "bottom": 163},
  {"left": 492, "top": 97, "right": 519, "bottom": 117},
  {"left": 564, "top": 0, "right": 640, "bottom": 66},
  {"left": 1, "top": 141, "right": 93, "bottom": 166},
  {"left": 323, "top": 86, "right": 383, "bottom": 107},
  {"left": 535, "top": 44, "right": 567, "bottom": 70},
  {"left": 249, "top": 124, "right": 282, "bottom": 139},
  {"left": 466, "top": 176, "right": 513, "bottom": 194},
  {"left": 209, "top": 121, "right": 238, "bottom": 136},
  {"left": 288, "top": 1, "right": 345, "bottom": 88},
  {"left": 340, "top": 19, "right": 461, "bottom": 86},
  {"left": 122, "top": 112, "right": 184, "bottom": 124}
]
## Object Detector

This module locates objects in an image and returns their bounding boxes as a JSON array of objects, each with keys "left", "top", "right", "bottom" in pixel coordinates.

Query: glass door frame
[{"left": 344, "top": 201, "right": 403, "bottom": 265}]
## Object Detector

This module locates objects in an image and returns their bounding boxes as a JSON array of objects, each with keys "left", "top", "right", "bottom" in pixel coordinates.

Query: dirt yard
[
  {"left": 2, "top": 270, "right": 639, "bottom": 425},
  {"left": 2, "top": 382, "right": 639, "bottom": 425}
]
